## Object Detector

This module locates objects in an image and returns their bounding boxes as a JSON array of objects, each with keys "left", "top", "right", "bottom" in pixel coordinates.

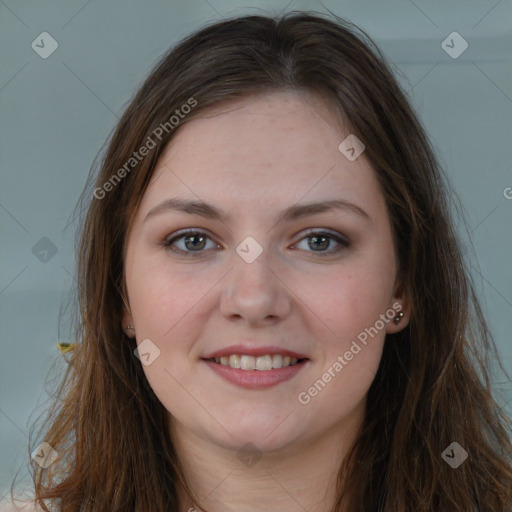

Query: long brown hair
[{"left": 9, "top": 11, "right": 512, "bottom": 511}]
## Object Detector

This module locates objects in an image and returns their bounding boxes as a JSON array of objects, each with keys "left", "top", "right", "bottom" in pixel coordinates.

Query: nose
[{"left": 219, "top": 244, "right": 292, "bottom": 326}]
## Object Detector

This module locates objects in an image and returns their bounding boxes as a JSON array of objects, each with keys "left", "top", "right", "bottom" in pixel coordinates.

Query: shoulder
[{"left": 0, "top": 498, "right": 45, "bottom": 512}]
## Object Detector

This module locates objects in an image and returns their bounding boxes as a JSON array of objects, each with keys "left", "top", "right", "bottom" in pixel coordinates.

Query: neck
[{"left": 170, "top": 406, "right": 364, "bottom": 512}]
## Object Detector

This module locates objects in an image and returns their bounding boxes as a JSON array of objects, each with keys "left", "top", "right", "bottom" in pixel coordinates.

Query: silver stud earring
[
  {"left": 393, "top": 312, "right": 404, "bottom": 324},
  {"left": 125, "top": 324, "right": 135, "bottom": 332}
]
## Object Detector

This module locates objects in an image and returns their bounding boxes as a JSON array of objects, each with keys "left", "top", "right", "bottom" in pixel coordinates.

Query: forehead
[
  {"left": 135, "top": 91, "right": 385, "bottom": 224},
  {"left": 160, "top": 91, "right": 346, "bottom": 174}
]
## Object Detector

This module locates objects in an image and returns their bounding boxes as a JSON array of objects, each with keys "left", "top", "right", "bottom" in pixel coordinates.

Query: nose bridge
[{"left": 219, "top": 234, "right": 290, "bottom": 322}]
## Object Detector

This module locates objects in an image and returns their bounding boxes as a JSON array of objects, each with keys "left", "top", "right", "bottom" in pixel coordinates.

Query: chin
[
  {"left": 216, "top": 430, "right": 301, "bottom": 455},
  {"left": 212, "top": 413, "right": 307, "bottom": 452}
]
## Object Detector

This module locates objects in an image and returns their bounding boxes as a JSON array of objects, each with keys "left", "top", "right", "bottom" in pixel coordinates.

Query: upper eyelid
[{"left": 165, "top": 228, "right": 220, "bottom": 245}]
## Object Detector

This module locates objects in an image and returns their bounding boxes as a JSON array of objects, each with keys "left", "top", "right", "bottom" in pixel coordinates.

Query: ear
[
  {"left": 385, "top": 278, "right": 410, "bottom": 334},
  {"left": 122, "top": 309, "right": 135, "bottom": 338},
  {"left": 120, "top": 283, "right": 135, "bottom": 338}
]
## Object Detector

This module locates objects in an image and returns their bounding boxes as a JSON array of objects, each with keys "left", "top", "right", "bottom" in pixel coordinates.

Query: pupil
[
  {"left": 310, "top": 235, "right": 328, "bottom": 251},
  {"left": 186, "top": 235, "right": 205, "bottom": 250}
]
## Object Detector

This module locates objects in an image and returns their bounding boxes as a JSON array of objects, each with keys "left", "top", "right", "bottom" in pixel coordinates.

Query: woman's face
[{"left": 123, "top": 91, "right": 408, "bottom": 453}]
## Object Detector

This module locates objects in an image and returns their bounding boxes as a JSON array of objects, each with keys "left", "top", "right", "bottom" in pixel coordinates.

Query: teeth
[
  {"left": 210, "top": 354, "right": 303, "bottom": 370},
  {"left": 240, "top": 355, "right": 256, "bottom": 370},
  {"left": 272, "top": 354, "right": 282, "bottom": 368},
  {"left": 256, "top": 355, "right": 272, "bottom": 371},
  {"left": 229, "top": 355, "right": 241, "bottom": 368}
]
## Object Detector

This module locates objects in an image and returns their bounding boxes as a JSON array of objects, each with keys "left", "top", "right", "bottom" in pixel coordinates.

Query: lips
[
  {"left": 203, "top": 358, "right": 309, "bottom": 389},
  {"left": 201, "top": 344, "right": 310, "bottom": 389}
]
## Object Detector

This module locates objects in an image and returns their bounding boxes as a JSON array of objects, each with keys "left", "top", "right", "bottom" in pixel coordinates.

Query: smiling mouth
[{"left": 205, "top": 354, "right": 308, "bottom": 371}]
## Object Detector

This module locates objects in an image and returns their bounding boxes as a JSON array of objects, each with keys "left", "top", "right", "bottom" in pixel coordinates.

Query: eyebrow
[{"left": 144, "top": 197, "right": 370, "bottom": 224}]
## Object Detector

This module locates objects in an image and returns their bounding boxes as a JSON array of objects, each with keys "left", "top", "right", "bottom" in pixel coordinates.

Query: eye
[
  {"left": 163, "top": 229, "right": 220, "bottom": 257},
  {"left": 162, "top": 229, "right": 350, "bottom": 257},
  {"left": 293, "top": 229, "right": 350, "bottom": 257}
]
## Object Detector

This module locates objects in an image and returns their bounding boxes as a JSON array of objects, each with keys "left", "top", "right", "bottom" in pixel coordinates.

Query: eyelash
[{"left": 162, "top": 229, "right": 350, "bottom": 258}]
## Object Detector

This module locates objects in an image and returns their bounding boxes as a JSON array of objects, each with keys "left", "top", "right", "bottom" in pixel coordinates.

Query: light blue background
[{"left": 1, "top": 0, "right": 511, "bottom": 499}]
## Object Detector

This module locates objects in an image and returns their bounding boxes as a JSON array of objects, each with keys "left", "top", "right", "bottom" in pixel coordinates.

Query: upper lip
[{"left": 202, "top": 344, "right": 309, "bottom": 360}]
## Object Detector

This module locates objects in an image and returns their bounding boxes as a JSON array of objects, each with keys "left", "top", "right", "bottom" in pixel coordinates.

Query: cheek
[
  {"left": 299, "top": 260, "right": 395, "bottom": 342},
  {"left": 314, "top": 343, "right": 384, "bottom": 416},
  {"left": 296, "top": 267, "right": 388, "bottom": 419},
  {"left": 128, "top": 261, "right": 207, "bottom": 416},
  {"left": 127, "top": 255, "right": 217, "bottom": 339}
]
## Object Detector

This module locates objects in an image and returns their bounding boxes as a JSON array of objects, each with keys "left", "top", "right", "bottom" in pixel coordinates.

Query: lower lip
[{"left": 203, "top": 359, "right": 308, "bottom": 389}]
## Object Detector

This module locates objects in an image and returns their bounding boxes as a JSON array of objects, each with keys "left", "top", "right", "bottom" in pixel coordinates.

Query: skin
[{"left": 122, "top": 90, "right": 409, "bottom": 512}]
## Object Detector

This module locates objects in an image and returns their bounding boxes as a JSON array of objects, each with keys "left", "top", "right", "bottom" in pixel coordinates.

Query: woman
[{"left": 4, "top": 11, "right": 512, "bottom": 512}]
